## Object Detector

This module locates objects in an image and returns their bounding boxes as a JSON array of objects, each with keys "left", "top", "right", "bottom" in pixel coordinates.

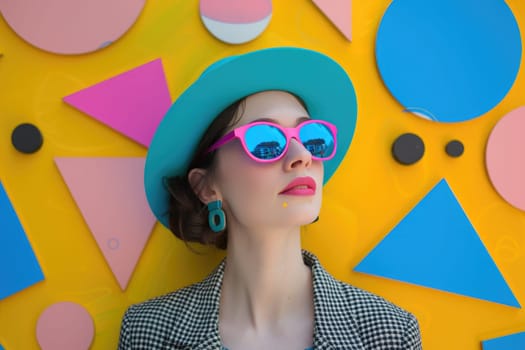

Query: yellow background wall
[{"left": 0, "top": 1, "right": 524, "bottom": 349}]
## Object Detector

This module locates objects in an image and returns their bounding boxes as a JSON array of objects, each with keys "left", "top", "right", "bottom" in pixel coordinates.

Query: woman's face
[{"left": 210, "top": 90, "right": 323, "bottom": 232}]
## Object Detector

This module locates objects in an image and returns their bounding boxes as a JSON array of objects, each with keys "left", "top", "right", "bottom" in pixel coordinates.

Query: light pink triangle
[
  {"left": 312, "top": 0, "right": 352, "bottom": 41},
  {"left": 63, "top": 59, "right": 172, "bottom": 147},
  {"left": 55, "top": 157, "right": 157, "bottom": 290}
]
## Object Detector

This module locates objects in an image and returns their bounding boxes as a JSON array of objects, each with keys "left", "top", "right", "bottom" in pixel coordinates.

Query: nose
[{"left": 283, "top": 138, "right": 312, "bottom": 170}]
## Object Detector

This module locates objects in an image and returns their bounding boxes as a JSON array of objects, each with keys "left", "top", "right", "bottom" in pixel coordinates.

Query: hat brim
[{"left": 145, "top": 47, "right": 357, "bottom": 227}]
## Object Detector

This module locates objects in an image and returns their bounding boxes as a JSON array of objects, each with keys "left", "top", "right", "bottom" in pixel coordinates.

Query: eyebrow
[{"left": 251, "top": 116, "right": 310, "bottom": 125}]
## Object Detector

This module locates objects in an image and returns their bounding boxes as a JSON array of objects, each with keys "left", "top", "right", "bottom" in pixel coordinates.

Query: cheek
[
  {"left": 214, "top": 150, "right": 280, "bottom": 218},
  {"left": 215, "top": 147, "right": 277, "bottom": 199},
  {"left": 213, "top": 147, "right": 325, "bottom": 225}
]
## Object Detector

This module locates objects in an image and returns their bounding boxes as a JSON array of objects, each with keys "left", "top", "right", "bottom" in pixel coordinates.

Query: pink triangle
[
  {"left": 63, "top": 59, "right": 172, "bottom": 147},
  {"left": 55, "top": 157, "right": 157, "bottom": 290},
  {"left": 312, "top": 0, "right": 352, "bottom": 41}
]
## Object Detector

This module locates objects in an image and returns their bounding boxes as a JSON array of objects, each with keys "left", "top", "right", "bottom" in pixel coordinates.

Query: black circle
[
  {"left": 392, "top": 133, "right": 425, "bottom": 165},
  {"left": 11, "top": 123, "right": 43, "bottom": 154},
  {"left": 445, "top": 140, "right": 464, "bottom": 157}
]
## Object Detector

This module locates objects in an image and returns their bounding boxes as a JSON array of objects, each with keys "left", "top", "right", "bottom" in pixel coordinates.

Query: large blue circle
[{"left": 376, "top": 0, "right": 521, "bottom": 122}]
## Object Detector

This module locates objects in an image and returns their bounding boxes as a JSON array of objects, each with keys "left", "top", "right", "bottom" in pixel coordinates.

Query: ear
[{"left": 187, "top": 168, "right": 218, "bottom": 204}]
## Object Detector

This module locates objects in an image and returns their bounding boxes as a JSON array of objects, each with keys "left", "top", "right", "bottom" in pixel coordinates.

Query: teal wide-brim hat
[{"left": 145, "top": 47, "right": 358, "bottom": 228}]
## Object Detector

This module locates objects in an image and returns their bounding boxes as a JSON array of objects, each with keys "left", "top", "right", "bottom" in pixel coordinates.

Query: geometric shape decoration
[
  {"left": 376, "top": 0, "right": 521, "bottom": 122},
  {"left": 482, "top": 332, "right": 525, "bottom": 350},
  {"left": 391, "top": 133, "right": 425, "bottom": 165},
  {"left": 0, "top": 0, "right": 145, "bottom": 54},
  {"left": 199, "top": 0, "right": 272, "bottom": 44},
  {"left": 36, "top": 302, "right": 94, "bottom": 350},
  {"left": 312, "top": 0, "right": 352, "bottom": 41},
  {"left": 54, "top": 157, "right": 156, "bottom": 290},
  {"left": 445, "top": 140, "right": 464, "bottom": 158},
  {"left": 354, "top": 179, "right": 521, "bottom": 308},
  {"left": 11, "top": 123, "right": 43, "bottom": 154},
  {"left": 486, "top": 106, "right": 525, "bottom": 211},
  {"left": 0, "top": 181, "right": 44, "bottom": 300},
  {"left": 63, "top": 59, "right": 171, "bottom": 147}
]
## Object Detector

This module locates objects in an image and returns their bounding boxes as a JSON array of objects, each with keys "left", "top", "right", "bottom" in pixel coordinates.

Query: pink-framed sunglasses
[{"left": 207, "top": 119, "right": 337, "bottom": 162}]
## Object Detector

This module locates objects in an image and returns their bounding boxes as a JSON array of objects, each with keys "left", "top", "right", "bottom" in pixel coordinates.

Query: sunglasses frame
[{"left": 207, "top": 119, "right": 338, "bottom": 163}]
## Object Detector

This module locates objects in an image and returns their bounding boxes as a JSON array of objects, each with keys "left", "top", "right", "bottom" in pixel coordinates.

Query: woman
[{"left": 118, "top": 47, "right": 422, "bottom": 349}]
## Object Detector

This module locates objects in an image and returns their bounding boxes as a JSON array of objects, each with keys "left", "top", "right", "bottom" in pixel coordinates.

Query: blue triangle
[
  {"left": 354, "top": 179, "right": 520, "bottom": 308},
  {"left": 0, "top": 181, "right": 44, "bottom": 300},
  {"left": 482, "top": 332, "right": 525, "bottom": 350}
]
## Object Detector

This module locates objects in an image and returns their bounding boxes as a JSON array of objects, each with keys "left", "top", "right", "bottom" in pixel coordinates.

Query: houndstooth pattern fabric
[{"left": 118, "top": 250, "right": 422, "bottom": 350}]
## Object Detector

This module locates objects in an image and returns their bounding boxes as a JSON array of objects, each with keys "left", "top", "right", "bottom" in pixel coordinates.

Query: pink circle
[
  {"left": 200, "top": 0, "right": 271, "bottom": 23},
  {"left": 0, "top": 0, "right": 145, "bottom": 54},
  {"left": 486, "top": 106, "right": 525, "bottom": 211},
  {"left": 199, "top": 0, "right": 272, "bottom": 44},
  {"left": 36, "top": 302, "right": 94, "bottom": 350}
]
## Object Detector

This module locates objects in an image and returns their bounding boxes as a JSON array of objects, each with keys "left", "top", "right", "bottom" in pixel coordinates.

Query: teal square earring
[{"left": 207, "top": 200, "right": 226, "bottom": 232}]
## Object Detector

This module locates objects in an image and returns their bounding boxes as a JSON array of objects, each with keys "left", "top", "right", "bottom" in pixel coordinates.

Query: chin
[
  {"left": 302, "top": 213, "right": 320, "bottom": 226},
  {"left": 286, "top": 206, "right": 321, "bottom": 227}
]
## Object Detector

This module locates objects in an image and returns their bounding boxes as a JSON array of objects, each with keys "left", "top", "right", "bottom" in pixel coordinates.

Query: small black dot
[
  {"left": 11, "top": 123, "right": 43, "bottom": 154},
  {"left": 445, "top": 140, "right": 464, "bottom": 157},
  {"left": 392, "top": 133, "right": 425, "bottom": 165}
]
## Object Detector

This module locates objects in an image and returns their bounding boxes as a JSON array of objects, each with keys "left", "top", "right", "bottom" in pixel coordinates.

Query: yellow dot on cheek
[{"left": 282, "top": 202, "right": 288, "bottom": 208}]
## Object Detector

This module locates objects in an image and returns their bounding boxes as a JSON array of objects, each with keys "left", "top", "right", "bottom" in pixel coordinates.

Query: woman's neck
[{"left": 219, "top": 228, "right": 314, "bottom": 334}]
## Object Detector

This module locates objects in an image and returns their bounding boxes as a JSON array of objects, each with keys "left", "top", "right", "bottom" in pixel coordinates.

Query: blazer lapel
[
  {"left": 305, "top": 251, "right": 365, "bottom": 350},
  {"left": 165, "top": 252, "right": 365, "bottom": 350}
]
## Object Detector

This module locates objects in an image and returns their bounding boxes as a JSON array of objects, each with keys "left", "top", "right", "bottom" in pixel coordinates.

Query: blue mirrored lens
[
  {"left": 245, "top": 125, "right": 286, "bottom": 160},
  {"left": 299, "top": 123, "right": 335, "bottom": 158}
]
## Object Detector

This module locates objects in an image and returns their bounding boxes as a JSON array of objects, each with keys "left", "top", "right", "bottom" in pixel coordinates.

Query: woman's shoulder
[
  {"left": 304, "top": 251, "right": 421, "bottom": 348},
  {"left": 336, "top": 279, "right": 417, "bottom": 322},
  {"left": 330, "top": 280, "right": 421, "bottom": 348},
  {"left": 120, "top": 282, "right": 204, "bottom": 342},
  {"left": 306, "top": 251, "right": 414, "bottom": 319},
  {"left": 123, "top": 265, "right": 223, "bottom": 324},
  {"left": 125, "top": 283, "right": 199, "bottom": 317},
  {"left": 118, "top": 279, "right": 221, "bottom": 349}
]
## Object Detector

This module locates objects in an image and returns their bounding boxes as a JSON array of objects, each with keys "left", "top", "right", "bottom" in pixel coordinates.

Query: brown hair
[{"left": 163, "top": 99, "right": 244, "bottom": 250}]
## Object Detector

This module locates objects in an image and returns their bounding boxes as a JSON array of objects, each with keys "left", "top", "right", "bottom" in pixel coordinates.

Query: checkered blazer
[{"left": 118, "top": 250, "right": 422, "bottom": 349}]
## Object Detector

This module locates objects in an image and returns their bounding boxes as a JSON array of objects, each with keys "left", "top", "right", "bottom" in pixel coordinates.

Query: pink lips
[{"left": 279, "top": 176, "right": 317, "bottom": 196}]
